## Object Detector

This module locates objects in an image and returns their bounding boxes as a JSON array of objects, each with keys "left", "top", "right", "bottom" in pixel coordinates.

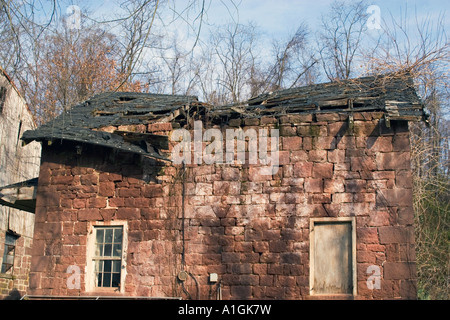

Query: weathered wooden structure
[{"left": 0, "top": 66, "right": 41, "bottom": 299}]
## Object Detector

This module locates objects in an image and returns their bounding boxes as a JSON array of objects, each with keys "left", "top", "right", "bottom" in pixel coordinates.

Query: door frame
[{"left": 309, "top": 217, "right": 357, "bottom": 297}]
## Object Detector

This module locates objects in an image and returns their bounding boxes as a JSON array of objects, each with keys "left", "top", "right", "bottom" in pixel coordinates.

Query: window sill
[{"left": 0, "top": 273, "right": 15, "bottom": 280}]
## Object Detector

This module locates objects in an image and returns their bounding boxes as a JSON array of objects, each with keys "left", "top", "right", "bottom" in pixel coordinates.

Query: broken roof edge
[
  {"left": 21, "top": 71, "right": 428, "bottom": 159},
  {"left": 22, "top": 128, "right": 170, "bottom": 162},
  {"left": 210, "top": 71, "right": 427, "bottom": 122}
]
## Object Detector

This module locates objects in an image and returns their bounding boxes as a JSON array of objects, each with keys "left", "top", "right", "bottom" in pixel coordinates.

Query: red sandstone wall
[
  {"left": 28, "top": 113, "right": 417, "bottom": 299},
  {"left": 0, "top": 233, "right": 33, "bottom": 299}
]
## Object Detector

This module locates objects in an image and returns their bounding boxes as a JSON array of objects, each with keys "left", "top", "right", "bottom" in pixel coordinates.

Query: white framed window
[
  {"left": 86, "top": 221, "right": 128, "bottom": 293},
  {"left": 310, "top": 217, "right": 357, "bottom": 296}
]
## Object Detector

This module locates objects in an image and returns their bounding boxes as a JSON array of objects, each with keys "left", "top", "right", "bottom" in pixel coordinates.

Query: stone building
[
  {"left": 21, "top": 72, "right": 425, "bottom": 299},
  {"left": 0, "top": 66, "right": 41, "bottom": 298}
]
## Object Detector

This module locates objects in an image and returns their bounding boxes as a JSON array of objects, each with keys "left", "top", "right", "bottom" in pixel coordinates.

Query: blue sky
[
  {"left": 78, "top": 0, "right": 448, "bottom": 40},
  {"left": 201, "top": 0, "right": 448, "bottom": 39}
]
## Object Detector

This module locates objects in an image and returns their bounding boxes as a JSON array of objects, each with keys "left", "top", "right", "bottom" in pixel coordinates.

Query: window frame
[
  {"left": 1, "top": 231, "right": 20, "bottom": 274},
  {"left": 86, "top": 221, "right": 128, "bottom": 293},
  {"left": 0, "top": 86, "right": 6, "bottom": 113},
  {"left": 93, "top": 226, "right": 123, "bottom": 288},
  {"left": 309, "top": 217, "right": 357, "bottom": 297}
]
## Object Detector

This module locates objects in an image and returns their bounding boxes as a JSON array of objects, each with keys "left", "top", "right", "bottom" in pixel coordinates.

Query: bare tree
[
  {"left": 206, "top": 22, "right": 260, "bottom": 104},
  {"left": 317, "top": 0, "right": 368, "bottom": 81},
  {"left": 264, "top": 23, "right": 318, "bottom": 91},
  {"left": 17, "top": 20, "right": 144, "bottom": 125},
  {"left": 362, "top": 8, "right": 449, "bottom": 300}
]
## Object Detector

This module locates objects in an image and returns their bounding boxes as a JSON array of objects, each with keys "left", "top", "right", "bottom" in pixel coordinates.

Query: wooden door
[{"left": 310, "top": 218, "right": 356, "bottom": 296}]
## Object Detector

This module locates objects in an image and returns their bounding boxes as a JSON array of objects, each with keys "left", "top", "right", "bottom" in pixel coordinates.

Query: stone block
[
  {"left": 37, "top": 191, "right": 60, "bottom": 207},
  {"left": 293, "top": 162, "right": 313, "bottom": 178},
  {"left": 231, "top": 285, "right": 252, "bottom": 299},
  {"left": 308, "top": 150, "right": 327, "bottom": 162},
  {"left": 52, "top": 175, "right": 74, "bottom": 185},
  {"left": 195, "top": 182, "right": 213, "bottom": 195},
  {"left": 384, "top": 262, "right": 416, "bottom": 280},
  {"left": 393, "top": 134, "right": 411, "bottom": 152},
  {"left": 376, "top": 152, "right": 411, "bottom": 170},
  {"left": 350, "top": 157, "right": 376, "bottom": 171},
  {"left": 290, "top": 150, "right": 308, "bottom": 162},
  {"left": 367, "top": 136, "right": 393, "bottom": 153},
  {"left": 380, "top": 188, "right": 413, "bottom": 207},
  {"left": 282, "top": 136, "right": 302, "bottom": 150},
  {"left": 327, "top": 149, "right": 346, "bottom": 163},
  {"left": 213, "top": 181, "right": 240, "bottom": 195},
  {"left": 357, "top": 227, "right": 379, "bottom": 244},
  {"left": 118, "top": 188, "right": 141, "bottom": 198},
  {"left": 345, "top": 179, "right": 366, "bottom": 193},
  {"left": 80, "top": 174, "right": 98, "bottom": 186},
  {"left": 78, "top": 208, "right": 102, "bottom": 221},
  {"left": 312, "top": 162, "right": 334, "bottom": 179},
  {"left": 328, "top": 121, "right": 348, "bottom": 136},
  {"left": 280, "top": 125, "right": 297, "bottom": 136},
  {"left": 99, "top": 181, "right": 115, "bottom": 197},
  {"left": 87, "top": 197, "right": 107, "bottom": 209},
  {"left": 324, "top": 179, "right": 345, "bottom": 193},
  {"left": 116, "top": 208, "right": 140, "bottom": 220},
  {"left": 222, "top": 167, "right": 240, "bottom": 180},
  {"left": 395, "top": 170, "right": 412, "bottom": 189},
  {"left": 316, "top": 113, "right": 341, "bottom": 122},
  {"left": 379, "top": 226, "right": 414, "bottom": 244},
  {"left": 316, "top": 136, "right": 337, "bottom": 150},
  {"left": 142, "top": 184, "right": 164, "bottom": 197},
  {"left": 30, "top": 256, "right": 52, "bottom": 272}
]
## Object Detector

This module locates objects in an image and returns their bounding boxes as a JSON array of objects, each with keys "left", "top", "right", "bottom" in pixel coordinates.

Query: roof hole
[{"left": 119, "top": 97, "right": 136, "bottom": 102}]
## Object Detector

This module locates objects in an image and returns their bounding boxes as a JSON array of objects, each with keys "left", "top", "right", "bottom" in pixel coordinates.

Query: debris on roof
[
  {"left": 209, "top": 72, "right": 426, "bottom": 122},
  {"left": 22, "top": 92, "right": 206, "bottom": 160},
  {"left": 22, "top": 72, "right": 427, "bottom": 159}
]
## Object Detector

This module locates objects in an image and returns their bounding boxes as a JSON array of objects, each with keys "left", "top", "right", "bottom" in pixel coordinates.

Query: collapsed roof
[
  {"left": 22, "top": 72, "right": 427, "bottom": 160},
  {"left": 22, "top": 93, "right": 205, "bottom": 161}
]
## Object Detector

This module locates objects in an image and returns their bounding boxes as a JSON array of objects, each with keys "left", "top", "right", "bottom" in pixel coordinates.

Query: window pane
[
  {"left": 103, "top": 273, "right": 111, "bottom": 287},
  {"left": 113, "top": 260, "right": 121, "bottom": 272},
  {"left": 104, "top": 260, "right": 111, "bottom": 272},
  {"left": 104, "top": 244, "right": 112, "bottom": 256},
  {"left": 113, "top": 244, "right": 122, "bottom": 257},
  {"left": 112, "top": 273, "right": 121, "bottom": 287},
  {"left": 114, "top": 228, "right": 122, "bottom": 243},
  {"left": 95, "top": 244, "right": 103, "bottom": 257},
  {"left": 95, "top": 260, "right": 103, "bottom": 272},
  {"left": 105, "top": 229, "right": 113, "bottom": 243},
  {"left": 5, "top": 255, "right": 14, "bottom": 265},
  {"left": 96, "top": 229, "right": 104, "bottom": 244},
  {"left": 5, "top": 233, "right": 18, "bottom": 245},
  {"left": 97, "top": 273, "right": 102, "bottom": 287}
]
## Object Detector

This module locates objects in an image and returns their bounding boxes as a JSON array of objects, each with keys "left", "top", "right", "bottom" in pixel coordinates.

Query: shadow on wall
[{"left": 3, "top": 288, "right": 21, "bottom": 300}]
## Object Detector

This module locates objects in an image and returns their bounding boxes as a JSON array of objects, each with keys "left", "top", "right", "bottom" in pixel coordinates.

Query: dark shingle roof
[
  {"left": 211, "top": 72, "right": 426, "bottom": 121},
  {"left": 22, "top": 92, "right": 203, "bottom": 160},
  {"left": 22, "top": 73, "right": 426, "bottom": 159}
]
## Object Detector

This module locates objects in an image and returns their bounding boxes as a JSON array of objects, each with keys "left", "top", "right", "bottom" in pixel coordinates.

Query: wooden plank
[{"left": 310, "top": 217, "right": 356, "bottom": 296}]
